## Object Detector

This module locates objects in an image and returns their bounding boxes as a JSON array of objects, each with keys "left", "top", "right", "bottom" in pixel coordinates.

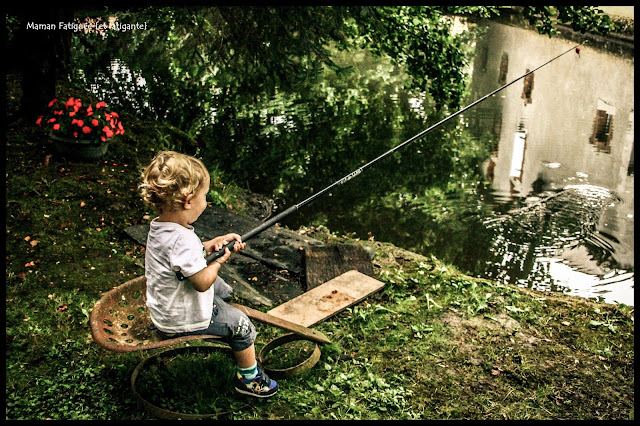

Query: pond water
[
  {"left": 462, "top": 20, "right": 634, "bottom": 306},
  {"left": 265, "top": 19, "right": 634, "bottom": 306}
]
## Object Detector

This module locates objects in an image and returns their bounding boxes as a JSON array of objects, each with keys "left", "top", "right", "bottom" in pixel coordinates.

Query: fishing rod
[{"left": 204, "top": 42, "right": 584, "bottom": 264}]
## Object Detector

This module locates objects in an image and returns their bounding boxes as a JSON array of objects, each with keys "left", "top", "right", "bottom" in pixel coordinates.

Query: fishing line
[{"left": 201, "top": 42, "right": 584, "bottom": 266}]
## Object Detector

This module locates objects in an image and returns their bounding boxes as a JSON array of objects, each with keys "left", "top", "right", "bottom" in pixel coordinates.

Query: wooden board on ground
[
  {"left": 230, "top": 303, "right": 331, "bottom": 344},
  {"left": 304, "top": 244, "right": 374, "bottom": 291},
  {"left": 267, "top": 270, "right": 385, "bottom": 327}
]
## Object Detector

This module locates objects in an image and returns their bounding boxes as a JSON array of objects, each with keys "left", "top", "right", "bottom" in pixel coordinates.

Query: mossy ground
[{"left": 5, "top": 79, "right": 634, "bottom": 420}]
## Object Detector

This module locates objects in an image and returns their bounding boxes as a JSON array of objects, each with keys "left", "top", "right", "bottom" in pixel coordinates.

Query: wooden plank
[
  {"left": 304, "top": 244, "right": 374, "bottom": 290},
  {"left": 267, "top": 270, "right": 385, "bottom": 328},
  {"left": 229, "top": 303, "right": 331, "bottom": 345}
]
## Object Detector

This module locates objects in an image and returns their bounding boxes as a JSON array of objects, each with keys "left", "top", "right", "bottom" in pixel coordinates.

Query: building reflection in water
[{"left": 466, "top": 19, "right": 634, "bottom": 305}]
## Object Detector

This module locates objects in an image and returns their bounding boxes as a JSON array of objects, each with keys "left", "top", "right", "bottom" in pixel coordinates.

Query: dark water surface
[
  {"left": 265, "top": 19, "right": 634, "bottom": 306},
  {"left": 458, "top": 20, "right": 634, "bottom": 305}
]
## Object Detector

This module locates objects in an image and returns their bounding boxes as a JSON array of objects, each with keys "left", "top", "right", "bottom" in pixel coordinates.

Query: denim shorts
[{"left": 172, "top": 277, "right": 257, "bottom": 352}]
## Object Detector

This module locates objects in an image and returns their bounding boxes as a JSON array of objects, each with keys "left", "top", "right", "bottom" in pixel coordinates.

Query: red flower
[
  {"left": 102, "top": 126, "right": 114, "bottom": 138},
  {"left": 39, "top": 97, "right": 122, "bottom": 143}
]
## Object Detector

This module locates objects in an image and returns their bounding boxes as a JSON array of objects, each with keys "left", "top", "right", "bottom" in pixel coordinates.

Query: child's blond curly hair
[{"left": 139, "top": 151, "right": 209, "bottom": 213}]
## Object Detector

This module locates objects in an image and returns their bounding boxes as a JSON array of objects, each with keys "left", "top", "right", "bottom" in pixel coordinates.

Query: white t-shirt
[{"left": 144, "top": 218, "right": 213, "bottom": 333}]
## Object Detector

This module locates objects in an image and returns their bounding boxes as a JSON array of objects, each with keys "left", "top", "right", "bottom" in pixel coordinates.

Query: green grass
[{"left": 5, "top": 81, "right": 634, "bottom": 420}]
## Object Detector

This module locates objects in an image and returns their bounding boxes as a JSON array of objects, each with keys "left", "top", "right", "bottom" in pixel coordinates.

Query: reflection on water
[
  {"left": 264, "top": 19, "right": 634, "bottom": 306},
  {"left": 467, "top": 20, "right": 634, "bottom": 305},
  {"left": 190, "top": 18, "right": 631, "bottom": 306},
  {"left": 482, "top": 185, "right": 631, "bottom": 302},
  {"left": 285, "top": 19, "right": 634, "bottom": 306},
  {"left": 275, "top": 20, "right": 634, "bottom": 305}
]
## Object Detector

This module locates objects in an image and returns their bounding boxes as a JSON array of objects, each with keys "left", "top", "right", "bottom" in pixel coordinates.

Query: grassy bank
[{"left": 5, "top": 82, "right": 634, "bottom": 420}]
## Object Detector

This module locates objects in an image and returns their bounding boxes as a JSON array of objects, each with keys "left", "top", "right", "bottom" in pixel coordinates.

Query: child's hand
[
  {"left": 214, "top": 247, "right": 233, "bottom": 265},
  {"left": 211, "top": 234, "right": 244, "bottom": 266},
  {"left": 224, "top": 233, "right": 246, "bottom": 252},
  {"left": 205, "top": 234, "right": 246, "bottom": 254}
]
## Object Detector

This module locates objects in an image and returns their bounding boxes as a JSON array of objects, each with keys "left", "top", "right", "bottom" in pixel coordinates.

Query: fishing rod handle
[{"left": 204, "top": 204, "right": 299, "bottom": 263}]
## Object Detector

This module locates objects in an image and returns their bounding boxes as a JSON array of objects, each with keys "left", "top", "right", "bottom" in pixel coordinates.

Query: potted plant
[{"left": 36, "top": 97, "right": 125, "bottom": 160}]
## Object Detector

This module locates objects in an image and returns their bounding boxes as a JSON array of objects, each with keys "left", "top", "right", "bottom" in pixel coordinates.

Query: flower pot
[{"left": 49, "top": 132, "right": 110, "bottom": 160}]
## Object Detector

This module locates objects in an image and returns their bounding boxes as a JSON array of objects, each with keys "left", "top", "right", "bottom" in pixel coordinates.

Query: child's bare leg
[
  {"left": 234, "top": 343, "right": 256, "bottom": 369},
  {"left": 208, "top": 299, "right": 277, "bottom": 396}
]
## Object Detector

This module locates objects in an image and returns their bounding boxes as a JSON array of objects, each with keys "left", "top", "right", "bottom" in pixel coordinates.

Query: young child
[{"left": 139, "top": 151, "right": 278, "bottom": 398}]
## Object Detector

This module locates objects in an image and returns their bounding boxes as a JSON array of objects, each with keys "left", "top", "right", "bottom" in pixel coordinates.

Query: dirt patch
[{"left": 442, "top": 311, "right": 541, "bottom": 360}]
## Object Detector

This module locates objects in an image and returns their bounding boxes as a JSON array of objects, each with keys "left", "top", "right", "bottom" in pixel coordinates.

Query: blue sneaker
[{"left": 234, "top": 367, "right": 278, "bottom": 398}]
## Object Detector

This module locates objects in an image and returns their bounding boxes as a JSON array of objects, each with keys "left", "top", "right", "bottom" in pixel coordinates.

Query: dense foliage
[
  {"left": 62, "top": 6, "right": 614, "bottom": 132},
  {"left": 43, "top": 6, "right": 611, "bottom": 195},
  {"left": 4, "top": 5, "right": 619, "bottom": 263}
]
